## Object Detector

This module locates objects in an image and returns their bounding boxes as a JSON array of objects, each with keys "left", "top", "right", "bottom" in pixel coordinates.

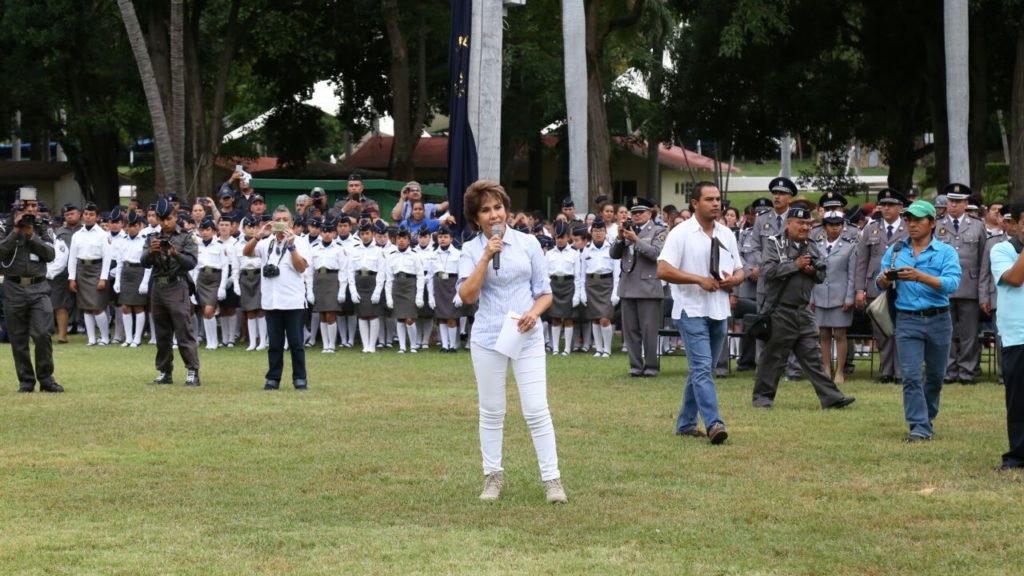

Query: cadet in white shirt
[
  {"left": 348, "top": 220, "right": 387, "bottom": 352},
  {"left": 310, "top": 216, "right": 348, "bottom": 353},
  {"left": 335, "top": 216, "right": 360, "bottom": 348},
  {"left": 414, "top": 227, "right": 437, "bottom": 349},
  {"left": 546, "top": 221, "right": 584, "bottom": 356},
  {"left": 106, "top": 207, "right": 130, "bottom": 344},
  {"left": 217, "top": 217, "right": 241, "bottom": 346},
  {"left": 193, "top": 218, "right": 230, "bottom": 350},
  {"left": 68, "top": 202, "right": 113, "bottom": 345},
  {"left": 429, "top": 225, "right": 463, "bottom": 352},
  {"left": 236, "top": 216, "right": 268, "bottom": 351},
  {"left": 582, "top": 219, "right": 620, "bottom": 357},
  {"left": 114, "top": 211, "right": 152, "bottom": 347},
  {"left": 385, "top": 228, "right": 426, "bottom": 353}
]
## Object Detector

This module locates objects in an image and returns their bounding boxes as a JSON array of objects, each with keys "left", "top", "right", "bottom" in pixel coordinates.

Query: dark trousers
[
  {"left": 735, "top": 298, "right": 757, "bottom": 370},
  {"left": 151, "top": 279, "right": 199, "bottom": 373},
  {"left": 4, "top": 282, "right": 55, "bottom": 388},
  {"left": 948, "top": 298, "right": 981, "bottom": 380},
  {"left": 265, "top": 309, "right": 307, "bottom": 383},
  {"left": 752, "top": 307, "right": 847, "bottom": 408},
  {"left": 620, "top": 298, "right": 663, "bottom": 375},
  {"left": 1001, "top": 344, "right": 1024, "bottom": 467}
]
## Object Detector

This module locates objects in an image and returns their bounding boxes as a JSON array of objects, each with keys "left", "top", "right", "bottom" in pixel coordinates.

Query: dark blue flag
[{"left": 447, "top": 0, "right": 478, "bottom": 237}]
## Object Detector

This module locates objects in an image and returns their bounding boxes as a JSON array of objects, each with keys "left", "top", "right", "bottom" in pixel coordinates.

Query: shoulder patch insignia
[
  {"left": 193, "top": 236, "right": 201, "bottom": 244},
  {"left": 938, "top": 228, "right": 946, "bottom": 236},
  {"left": 658, "top": 232, "right": 666, "bottom": 242},
  {"left": 763, "top": 223, "right": 770, "bottom": 230},
  {"left": 871, "top": 228, "right": 878, "bottom": 235}
]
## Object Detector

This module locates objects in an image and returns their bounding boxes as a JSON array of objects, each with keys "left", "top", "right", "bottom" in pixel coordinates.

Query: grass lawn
[{"left": 1, "top": 336, "right": 1020, "bottom": 575}]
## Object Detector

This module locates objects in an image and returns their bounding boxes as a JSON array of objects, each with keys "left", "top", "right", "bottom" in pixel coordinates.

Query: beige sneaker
[
  {"left": 544, "top": 478, "right": 568, "bottom": 504},
  {"left": 479, "top": 471, "right": 503, "bottom": 501}
]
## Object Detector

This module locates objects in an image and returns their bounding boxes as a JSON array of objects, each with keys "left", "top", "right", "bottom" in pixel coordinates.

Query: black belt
[
  {"left": 199, "top": 266, "right": 221, "bottom": 274},
  {"left": 395, "top": 272, "right": 416, "bottom": 279},
  {"left": 125, "top": 262, "right": 144, "bottom": 268},
  {"left": 316, "top": 268, "right": 340, "bottom": 274},
  {"left": 552, "top": 274, "right": 575, "bottom": 280},
  {"left": 154, "top": 276, "right": 182, "bottom": 285},
  {"left": 778, "top": 302, "right": 807, "bottom": 309},
  {"left": 357, "top": 270, "right": 377, "bottom": 276},
  {"left": 241, "top": 269, "right": 260, "bottom": 277},
  {"left": 78, "top": 258, "right": 100, "bottom": 265},
  {"left": 587, "top": 273, "right": 612, "bottom": 279},
  {"left": 6, "top": 276, "right": 47, "bottom": 286},
  {"left": 898, "top": 306, "right": 949, "bottom": 317}
]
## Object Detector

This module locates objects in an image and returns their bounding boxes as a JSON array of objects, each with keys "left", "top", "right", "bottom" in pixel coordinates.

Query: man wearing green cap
[{"left": 876, "top": 200, "right": 961, "bottom": 442}]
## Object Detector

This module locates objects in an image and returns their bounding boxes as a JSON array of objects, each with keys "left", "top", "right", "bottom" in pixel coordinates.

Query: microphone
[{"left": 491, "top": 224, "right": 502, "bottom": 270}]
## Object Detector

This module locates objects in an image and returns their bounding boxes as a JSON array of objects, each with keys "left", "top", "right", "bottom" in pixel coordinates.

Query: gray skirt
[
  {"left": 119, "top": 263, "right": 148, "bottom": 306},
  {"left": 549, "top": 276, "right": 576, "bottom": 319},
  {"left": 417, "top": 280, "right": 434, "bottom": 319},
  {"left": 391, "top": 274, "right": 418, "bottom": 318},
  {"left": 586, "top": 275, "right": 614, "bottom": 320},
  {"left": 355, "top": 273, "right": 382, "bottom": 317},
  {"left": 313, "top": 270, "right": 342, "bottom": 313},
  {"left": 815, "top": 305, "right": 853, "bottom": 328},
  {"left": 75, "top": 259, "right": 108, "bottom": 310},
  {"left": 340, "top": 283, "right": 356, "bottom": 315},
  {"left": 196, "top": 269, "right": 222, "bottom": 307},
  {"left": 49, "top": 271, "right": 73, "bottom": 311},
  {"left": 432, "top": 274, "right": 461, "bottom": 319},
  {"left": 239, "top": 269, "right": 262, "bottom": 311}
]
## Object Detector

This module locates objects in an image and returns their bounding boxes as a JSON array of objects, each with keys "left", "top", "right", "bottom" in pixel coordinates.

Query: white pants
[{"left": 470, "top": 341, "right": 561, "bottom": 481}]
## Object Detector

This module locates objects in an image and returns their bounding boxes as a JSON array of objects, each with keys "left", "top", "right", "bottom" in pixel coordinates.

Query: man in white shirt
[
  {"left": 656, "top": 182, "right": 744, "bottom": 444},
  {"left": 243, "top": 206, "right": 312, "bottom": 390}
]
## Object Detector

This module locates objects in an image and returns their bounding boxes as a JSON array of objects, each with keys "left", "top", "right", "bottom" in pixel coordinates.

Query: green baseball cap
[{"left": 903, "top": 200, "right": 936, "bottom": 219}]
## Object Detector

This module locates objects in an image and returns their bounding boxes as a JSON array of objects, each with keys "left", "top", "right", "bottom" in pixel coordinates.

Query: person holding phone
[
  {"left": 876, "top": 200, "right": 961, "bottom": 443},
  {"left": 243, "top": 206, "right": 312, "bottom": 390},
  {"left": 457, "top": 179, "right": 566, "bottom": 504}
]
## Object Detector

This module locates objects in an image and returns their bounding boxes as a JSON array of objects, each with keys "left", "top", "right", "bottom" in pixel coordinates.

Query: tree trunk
[
  {"left": 383, "top": 0, "right": 425, "bottom": 181},
  {"left": 170, "top": 0, "right": 186, "bottom": 200},
  {"left": 585, "top": 0, "right": 612, "bottom": 206},
  {"left": 117, "top": 0, "right": 175, "bottom": 197},
  {"left": 644, "top": 35, "right": 665, "bottom": 200},
  {"left": 944, "top": 0, "right": 970, "bottom": 184},
  {"left": 563, "top": 0, "right": 589, "bottom": 209},
  {"left": 1011, "top": 22, "right": 1024, "bottom": 202},
  {"left": 926, "top": 9, "right": 950, "bottom": 191},
  {"left": 967, "top": 5, "right": 988, "bottom": 195}
]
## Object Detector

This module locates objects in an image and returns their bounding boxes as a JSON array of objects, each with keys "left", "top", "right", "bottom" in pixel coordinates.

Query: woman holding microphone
[{"left": 457, "top": 180, "right": 567, "bottom": 504}]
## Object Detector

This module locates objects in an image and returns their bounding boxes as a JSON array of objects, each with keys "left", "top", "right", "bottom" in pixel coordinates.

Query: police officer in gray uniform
[
  {"left": 736, "top": 197, "right": 773, "bottom": 371},
  {"left": 610, "top": 196, "right": 667, "bottom": 377},
  {"left": 854, "top": 188, "right": 909, "bottom": 383},
  {"left": 751, "top": 207, "right": 856, "bottom": 409},
  {"left": 810, "top": 191, "right": 860, "bottom": 245},
  {"left": 142, "top": 198, "right": 201, "bottom": 387},
  {"left": 934, "top": 182, "right": 985, "bottom": 384},
  {"left": 1, "top": 187, "right": 61, "bottom": 393}
]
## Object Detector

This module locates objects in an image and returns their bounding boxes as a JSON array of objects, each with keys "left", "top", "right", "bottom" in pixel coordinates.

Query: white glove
[
  {"left": 139, "top": 282, "right": 149, "bottom": 295},
  {"left": 572, "top": 294, "right": 581, "bottom": 308},
  {"left": 233, "top": 280, "right": 241, "bottom": 295},
  {"left": 611, "top": 294, "right": 620, "bottom": 306},
  {"left": 386, "top": 295, "right": 394, "bottom": 309},
  {"left": 338, "top": 290, "right": 347, "bottom": 305},
  {"left": 350, "top": 290, "right": 361, "bottom": 304},
  {"left": 190, "top": 295, "right": 197, "bottom": 305},
  {"left": 429, "top": 297, "right": 436, "bottom": 309},
  {"left": 306, "top": 290, "right": 315, "bottom": 306},
  {"left": 371, "top": 293, "right": 381, "bottom": 305},
  {"left": 416, "top": 296, "right": 424, "bottom": 308},
  {"left": 453, "top": 294, "right": 464, "bottom": 308},
  {"left": 581, "top": 295, "right": 589, "bottom": 307},
  {"left": 114, "top": 280, "right": 122, "bottom": 294},
  {"left": 218, "top": 287, "right": 227, "bottom": 301}
]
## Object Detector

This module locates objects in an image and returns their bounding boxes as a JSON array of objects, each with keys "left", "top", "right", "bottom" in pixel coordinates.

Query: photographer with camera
[
  {"left": 142, "top": 198, "right": 201, "bottom": 387},
  {"left": 243, "top": 206, "right": 312, "bottom": 391},
  {"left": 875, "top": 200, "right": 961, "bottom": 443},
  {"left": 751, "top": 207, "right": 856, "bottom": 410},
  {"left": 1, "top": 187, "right": 61, "bottom": 393}
]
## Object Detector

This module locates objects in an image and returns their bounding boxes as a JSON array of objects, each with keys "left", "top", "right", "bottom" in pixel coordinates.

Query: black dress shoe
[
  {"left": 151, "top": 372, "right": 173, "bottom": 385},
  {"left": 943, "top": 377, "right": 957, "bottom": 384},
  {"left": 878, "top": 376, "right": 893, "bottom": 384},
  {"left": 960, "top": 378, "right": 975, "bottom": 385},
  {"left": 629, "top": 372, "right": 644, "bottom": 378},
  {"left": 293, "top": 379, "right": 308, "bottom": 390},
  {"left": 996, "top": 463, "right": 1024, "bottom": 472},
  {"left": 40, "top": 382, "right": 65, "bottom": 393},
  {"left": 903, "top": 434, "right": 932, "bottom": 443},
  {"left": 18, "top": 386, "right": 34, "bottom": 393},
  {"left": 843, "top": 365, "right": 855, "bottom": 375},
  {"left": 184, "top": 369, "right": 201, "bottom": 387},
  {"left": 264, "top": 380, "right": 280, "bottom": 390},
  {"left": 826, "top": 396, "right": 856, "bottom": 410}
]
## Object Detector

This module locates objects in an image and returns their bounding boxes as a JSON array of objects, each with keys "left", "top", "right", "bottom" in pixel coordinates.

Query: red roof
[
  {"left": 347, "top": 136, "right": 448, "bottom": 171},
  {"left": 617, "top": 138, "right": 738, "bottom": 173}
]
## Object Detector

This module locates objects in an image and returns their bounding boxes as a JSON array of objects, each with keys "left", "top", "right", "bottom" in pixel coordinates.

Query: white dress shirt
[
  {"left": 68, "top": 224, "right": 113, "bottom": 280},
  {"left": 254, "top": 235, "right": 312, "bottom": 310},
  {"left": 658, "top": 216, "right": 743, "bottom": 321}
]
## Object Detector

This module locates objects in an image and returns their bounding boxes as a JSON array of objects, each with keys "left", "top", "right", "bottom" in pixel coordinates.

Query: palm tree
[
  {"left": 117, "top": 0, "right": 175, "bottom": 197},
  {"left": 563, "top": 0, "right": 589, "bottom": 208}
]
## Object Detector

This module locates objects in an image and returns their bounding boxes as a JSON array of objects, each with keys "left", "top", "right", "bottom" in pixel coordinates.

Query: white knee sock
[
  {"left": 84, "top": 314, "right": 97, "bottom": 344},
  {"left": 203, "top": 318, "right": 218, "bottom": 348},
  {"left": 220, "top": 316, "right": 231, "bottom": 345},
  {"left": 307, "top": 312, "right": 320, "bottom": 345},
  {"left": 247, "top": 318, "right": 258, "bottom": 349},
  {"left": 257, "top": 317, "right": 268, "bottom": 348},
  {"left": 114, "top": 309, "right": 125, "bottom": 341},
  {"left": 397, "top": 323, "right": 408, "bottom": 351},
  {"left": 440, "top": 324, "right": 450, "bottom": 349},
  {"left": 551, "top": 325, "right": 562, "bottom": 353},
  {"left": 358, "top": 319, "right": 370, "bottom": 351},
  {"left": 133, "top": 312, "right": 146, "bottom": 344},
  {"left": 591, "top": 323, "right": 602, "bottom": 353},
  {"left": 368, "top": 319, "right": 380, "bottom": 351},
  {"left": 602, "top": 325, "right": 614, "bottom": 354},
  {"left": 407, "top": 323, "right": 418, "bottom": 351},
  {"left": 346, "top": 315, "right": 357, "bottom": 345},
  {"left": 582, "top": 326, "right": 592, "bottom": 350},
  {"left": 96, "top": 312, "right": 109, "bottom": 343},
  {"left": 564, "top": 326, "right": 574, "bottom": 353},
  {"left": 148, "top": 313, "right": 157, "bottom": 344},
  {"left": 326, "top": 323, "right": 337, "bottom": 349},
  {"left": 448, "top": 325, "right": 460, "bottom": 351},
  {"left": 121, "top": 312, "right": 133, "bottom": 344}
]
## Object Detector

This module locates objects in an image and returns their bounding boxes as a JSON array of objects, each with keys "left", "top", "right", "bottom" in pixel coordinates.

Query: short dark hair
[
  {"left": 463, "top": 180, "right": 511, "bottom": 231},
  {"left": 691, "top": 181, "right": 719, "bottom": 202}
]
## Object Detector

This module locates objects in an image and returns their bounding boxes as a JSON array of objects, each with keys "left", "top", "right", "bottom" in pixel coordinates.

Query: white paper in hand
[{"left": 494, "top": 311, "right": 539, "bottom": 359}]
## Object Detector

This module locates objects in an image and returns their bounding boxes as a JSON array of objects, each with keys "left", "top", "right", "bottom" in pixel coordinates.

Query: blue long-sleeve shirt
[{"left": 877, "top": 237, "right": 961, "bottom": 311}]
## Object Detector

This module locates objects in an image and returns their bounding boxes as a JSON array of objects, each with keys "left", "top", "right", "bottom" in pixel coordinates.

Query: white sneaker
[
  {"left": 479, "top": 471, "right": 503, "bottom": 501},
  {"left": 410, "top": 348, "right": 417, "bottom": 354},
  {"left": 544, "top": 478, "right": 567, "bottom": 504},
  {"left": 121, "top": 341, "right": 131, "bottom": 348},
  {"left": 593, "top": 351, "right": 603, "bottom": 358},
  {"left": 602, "top": 352, "right": 611, "bottom": 358},
  {"left": 129, "top": 343, "right": 139, "bottom": 349}
]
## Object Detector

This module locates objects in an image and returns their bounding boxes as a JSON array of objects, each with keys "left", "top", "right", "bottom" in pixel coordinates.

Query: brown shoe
[
  {"left": 676, "top": 427, "right": 707, "bottom": 438},
  {"left": 707, "top": 423, "right": 729, "bottom": 445}
]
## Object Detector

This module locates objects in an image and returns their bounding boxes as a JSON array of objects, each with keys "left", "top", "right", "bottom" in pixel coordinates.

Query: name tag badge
[{"left": 29, "top": 254, "right": 40, "bottom": 262}]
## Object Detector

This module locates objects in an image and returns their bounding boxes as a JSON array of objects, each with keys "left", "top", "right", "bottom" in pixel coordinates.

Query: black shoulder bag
[{"left": 744, "top": 240, "right": 799, "bottom": 341}]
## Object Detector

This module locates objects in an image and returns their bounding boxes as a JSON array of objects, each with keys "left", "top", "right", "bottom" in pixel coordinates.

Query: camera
[
  {"left": 622, "top": 221, "right": 635, "bottom": 232},
  {"left": 885, "top": 268, "right": 899, "bottom": 281},
  {"left": 262, "top": 264, "right": 280, "bottom": 278},
  {"left": 17, "top": 214, "right": 36, "bottom": 228},
  {"left": 271, "top": 221, "right": 289, "bottom": 233}
]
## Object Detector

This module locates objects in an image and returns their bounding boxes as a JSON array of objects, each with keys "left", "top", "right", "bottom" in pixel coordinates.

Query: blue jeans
[
  {"left": 674, "top": 311, "right": 726, "bottom": 433},
  {"left": 895, "top": 311, "right": 952, "bottom": 438},
  {"left": 265, "top": 309, "right": 307, "bottom": 384}
]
